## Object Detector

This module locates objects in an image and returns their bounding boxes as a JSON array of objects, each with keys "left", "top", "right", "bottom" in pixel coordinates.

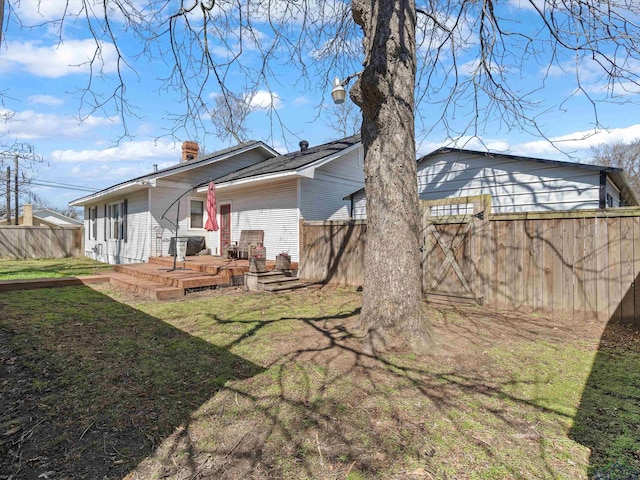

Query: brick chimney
[
  {"left": 22, "top": 204, "right": 33, "bottom": 226},
  {"left": 181, "top": 141, "right": 199, "bottom": 162}
]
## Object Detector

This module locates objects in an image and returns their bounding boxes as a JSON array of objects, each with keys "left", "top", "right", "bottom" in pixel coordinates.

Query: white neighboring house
[
  {"left": 345, "top": 147, "right": 639, "bottom": 218},
  {"left": 70, "top": 135, "right": 364, "bottom": 264},
  {"left": 0, "top": 205, "right": 83, "bottom": 228}
]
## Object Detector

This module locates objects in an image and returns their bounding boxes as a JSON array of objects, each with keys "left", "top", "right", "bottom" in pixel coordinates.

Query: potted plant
[{"left": 276, "top": 252, "right": 291, "bottom": 270}]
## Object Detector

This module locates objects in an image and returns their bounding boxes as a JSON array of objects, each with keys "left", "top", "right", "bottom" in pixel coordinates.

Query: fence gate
[{"left": 421, "top": 195, "right": 491, "bottom": 305}]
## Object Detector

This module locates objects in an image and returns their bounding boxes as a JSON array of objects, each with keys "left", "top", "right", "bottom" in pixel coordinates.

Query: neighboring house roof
[
  {"left": 344, "top": 147, "right": 640, "bottom": 206},
  {"left": 70, "top": 140, "right": 279, "bottom": 206},
  {"left": 0, "top": 208, "right": 83, "bottom": 227},
  {"left": 211, "top": 134, "right": 362, "bottom": 185}
]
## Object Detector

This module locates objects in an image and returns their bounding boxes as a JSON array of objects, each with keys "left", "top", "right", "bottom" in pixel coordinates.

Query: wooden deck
[{"left": 107, "top": 255, "right": 300, "bottom": 299}]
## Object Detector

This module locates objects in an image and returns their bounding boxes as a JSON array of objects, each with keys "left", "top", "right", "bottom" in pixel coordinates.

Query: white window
[
  {"left": 189, "top": 199, "right": 204, "bottom": 229},
  {"left": 88, "top": 206, "right": 98, "bottom": 240},
  {"left": 107, "top": 200, "right": 127, "bottom": 240}
]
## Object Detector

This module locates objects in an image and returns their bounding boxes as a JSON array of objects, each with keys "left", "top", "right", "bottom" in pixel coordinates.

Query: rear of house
[
  {"left": 71, "top": 136, "right": 364, "bottom": 264},
  {"left": 194, "top": 136, "right": 363, "bottom": 262},
  {"left": 74, "top": 141, "right": 280, "bottom": 264}
]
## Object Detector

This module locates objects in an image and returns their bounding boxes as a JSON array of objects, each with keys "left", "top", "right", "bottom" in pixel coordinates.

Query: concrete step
[
  {"left": 108, "top": 271, "right": 184, "bottom": 300},
  {"left": 254, "top": 270, "right": 294, "bottom": 281},
  {"left": 262, "top": 280, "right": 309, "bottom": 293},
  {"left": 258, "top": 276, "right": 300, "bottom": 287}
]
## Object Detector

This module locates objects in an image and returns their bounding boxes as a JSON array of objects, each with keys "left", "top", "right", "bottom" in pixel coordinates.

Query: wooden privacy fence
[
  {"left": 299, "top": 196, "right": 640, "bottom": 325},
  {"left": 0, "top": 226, "right": 84, "bottom": 258}
]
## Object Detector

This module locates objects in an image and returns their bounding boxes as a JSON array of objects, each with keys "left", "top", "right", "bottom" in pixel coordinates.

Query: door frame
[{"left": 219, "top": 202, "right": 232, "bottom": 252}]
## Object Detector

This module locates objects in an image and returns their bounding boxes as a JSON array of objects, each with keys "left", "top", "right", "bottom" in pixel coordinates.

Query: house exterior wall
[
  {"left": 83, "top": 188, "right": 149, "bottom": 264},
  {"left": 299, "top": 147, "right": 364, "bottom": 221},
  {"left": 417, "top": 152, "right": 603, "bottom": 213},
  {"left": 350, "top": 190, "right": 368, "bottom": 219},
  {"left": 149, "top": 185, "right": 191, "bottom": 258},
  {"left": 215, "top": 179, "right": 300, "bottom": 261}
]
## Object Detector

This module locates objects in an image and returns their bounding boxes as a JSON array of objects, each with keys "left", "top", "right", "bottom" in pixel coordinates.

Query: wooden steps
[
  {"left": 108, "top": 271, "right": 184, "bottom": 300},
  {"left": 114, "top": 263, "right": 232, "bottom": 289},
  {"left": 244, "top": 270, "right": 308, "bottom": 293}
]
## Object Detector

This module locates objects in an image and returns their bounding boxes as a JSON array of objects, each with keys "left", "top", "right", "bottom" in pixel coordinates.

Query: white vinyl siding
[
  {"left": 417, "top": 152, "right": 603, "bottom": 214},
  {"left": 217, "top": 179, "right": 299, "bottom": 261},
  {"left": 149, "top": 186, "right": 180, "bottom": 257},
  {"left": 300, "top": 146, "right": 364, "bottom": 221},
  {"left": 83, "top": 189, "right": 149, "bottom": 264},
  {"left": 299, "top": 174, "right": 358, "bottom": 221},
  {"left": 350, "top": 190, "right": 367, "bottom": 219}
]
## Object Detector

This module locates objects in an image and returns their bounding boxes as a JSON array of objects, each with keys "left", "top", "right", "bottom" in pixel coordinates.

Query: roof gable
[{"left": 70, "top": 140, "right": 278, "bottom": 206}]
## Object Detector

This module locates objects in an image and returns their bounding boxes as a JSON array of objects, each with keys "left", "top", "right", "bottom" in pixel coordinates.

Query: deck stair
[
  {"left": 244, "top": 270, "right": 308, "bottom": 292},
  {"left": 114, "top": 263, "right": 232, "bottom": 290},
  {"left": 106, "top": 259, "right": 244, "bottom": 299}
]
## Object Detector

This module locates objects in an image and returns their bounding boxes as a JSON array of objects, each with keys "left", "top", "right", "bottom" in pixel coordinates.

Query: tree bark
[{"left": 351, "top": 0, "right": 430, "bottom": 353}]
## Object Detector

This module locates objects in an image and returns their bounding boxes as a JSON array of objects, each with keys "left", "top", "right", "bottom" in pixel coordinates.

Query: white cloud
[
  {"left": 245, "top": 90, "right": 282, "bottom": 110},
  {"left": 292, "top": 96, "right": 311, "bottom": 106},
  {"left": 51, "top": 140, "right": 177, "bottom": 163},
  {"left": 0, "top": 39, "right": 119, "bottom": 78},
  {"left": 13, "top": 0, "right": 142, "bottom": 25},
  {"left": 510, "top": 124, "right": 640, "bottom": 157},
  {"left": 418, "top": 125, "right": 640, "bottom": 162},
  {"left": 28, "top": 95, "right": 64, "bottom": 106},
  {"left": 583, "top": 80, "right": 640, "bottom": 97},
  {"left": 506, "top": 0, "right": 544, "bottom": 12},
  {"left": 0, "top": 109, "right": 113, "bottom": 140}
]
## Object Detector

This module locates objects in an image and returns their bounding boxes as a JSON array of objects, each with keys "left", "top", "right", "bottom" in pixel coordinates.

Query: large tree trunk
[{"left": 351, "top": 0, "right": 430, "bottom": 353}]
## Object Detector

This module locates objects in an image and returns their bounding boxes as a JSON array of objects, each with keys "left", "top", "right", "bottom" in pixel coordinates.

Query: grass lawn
[
  {"left": 0, "top": 257, "right": 113, "bottom": 280},
  {"left": 1, "top": 283, "right": 639, "bottom": 479}
]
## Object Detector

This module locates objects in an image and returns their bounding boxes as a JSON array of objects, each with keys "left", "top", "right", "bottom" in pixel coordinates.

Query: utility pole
[
  {"left": 14, "top": 154, "right": 18, "bottom": 225},
  {"left": 6, "top": 166, "right": 10, "bottom": 225}
]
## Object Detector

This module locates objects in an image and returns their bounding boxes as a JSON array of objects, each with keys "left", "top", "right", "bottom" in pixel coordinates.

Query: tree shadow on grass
[
  {"left": 128, "top": 301, "right": 601, "bottom": 479},
  {"left": 0, "top": 286, "right": 264, "bottom": 479},
  {"left": 569, "top": 319, "right": 640, "bottom": 479}
]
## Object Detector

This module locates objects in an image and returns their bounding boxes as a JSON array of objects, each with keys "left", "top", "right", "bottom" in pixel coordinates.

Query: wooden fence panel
[
  {"left": 298, "top": 220, "right": 366, "bottom": 285},
  {"left": 0, "top": 226, "right": 83, "bottom": 258},
  {"left": 299, "top": 207, "right": 640, "bottom": 325},
  {"left": 620, "top": 218, "right": 635, "bottom": 323}
]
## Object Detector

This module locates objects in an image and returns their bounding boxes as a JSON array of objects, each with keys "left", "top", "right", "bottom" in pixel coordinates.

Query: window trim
[
  {"left": 107, "top": 200, "right": 127, "bottom": 241},
  {"left": 188, "top": 197, "right": 206, "bottom": 230},
  {"left": 88, "top": 206, "right": 98, "bottom": 240}
]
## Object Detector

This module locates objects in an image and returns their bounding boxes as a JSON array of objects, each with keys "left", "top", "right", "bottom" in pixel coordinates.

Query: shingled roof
[
  {"left": 70, "top": 140, "right": 277, "bottom": 206},
  {"left": 212, "top": 134, "right": 361, "bottom": 184}
]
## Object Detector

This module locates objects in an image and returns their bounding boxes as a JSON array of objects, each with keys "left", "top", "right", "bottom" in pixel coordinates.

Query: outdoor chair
[{"left": 228, "top": 229, "right": 264, "bottom": 259}]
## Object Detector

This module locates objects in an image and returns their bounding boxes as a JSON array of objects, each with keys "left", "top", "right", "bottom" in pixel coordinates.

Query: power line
[{"left": 28, "top": 180, "right": 99, "bottom": 192}]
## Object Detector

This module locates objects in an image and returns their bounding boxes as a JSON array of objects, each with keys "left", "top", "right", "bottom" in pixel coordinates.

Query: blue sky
[{"left": 1, "top": 0, "right": 640, "bottom": 211}]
